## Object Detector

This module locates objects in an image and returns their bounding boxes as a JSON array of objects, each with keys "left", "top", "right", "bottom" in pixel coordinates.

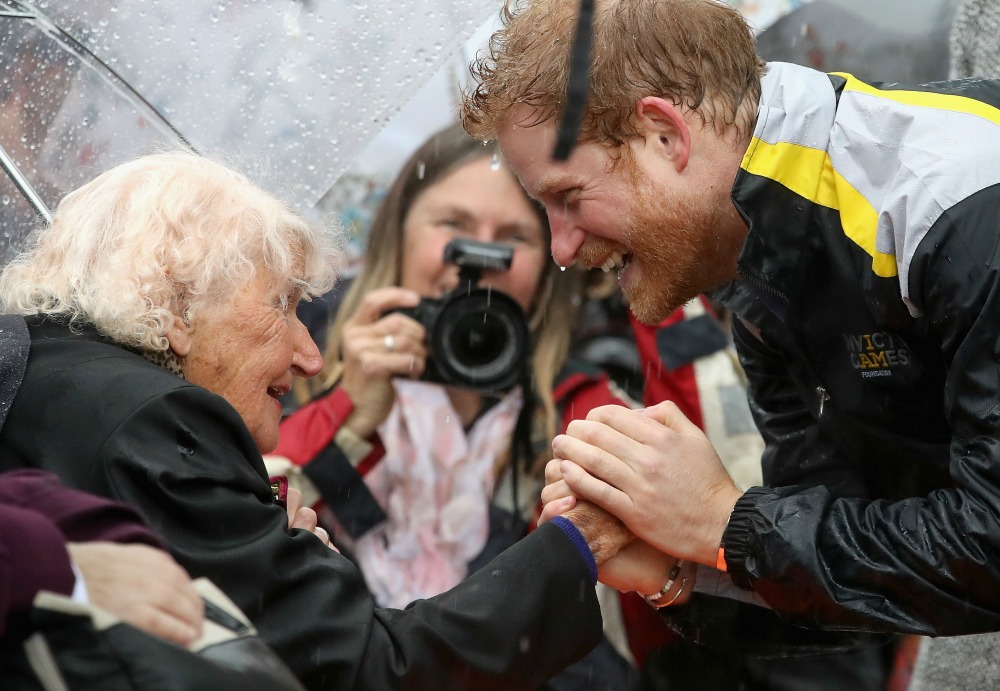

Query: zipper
[
  {"left": 816, "top": 386, "right": 830, "bottom": 417},
  {"left": 737, "top": 266, "right": 788, "bottom": 301}
]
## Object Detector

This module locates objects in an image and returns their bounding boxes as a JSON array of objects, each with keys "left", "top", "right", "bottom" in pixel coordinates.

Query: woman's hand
[
  {"left": 537, "top": 457, "right": 578, "bottom": 524},
  {"left": 285, "top": 487, "right": 339, "bottom": 552},
  {"left": 339, "top": 287, "right": 427, "bottom": 438},
  {"left": 67, "top": 542, "right": 205, "bottom": 646}
]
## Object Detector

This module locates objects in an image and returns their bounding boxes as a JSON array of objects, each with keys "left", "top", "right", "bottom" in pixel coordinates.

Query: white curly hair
[{"left": 0, "top": 150, "right": 343, "bottom": 352}]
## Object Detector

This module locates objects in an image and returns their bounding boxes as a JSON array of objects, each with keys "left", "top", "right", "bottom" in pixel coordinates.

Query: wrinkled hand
[
  {"left": 553, "top": 401, "right": 743, "bottom": 566},
  {"left": 538, "top": 456, "right": 577, "bottom": 523},
  {"left": 339, "top": 287, "right": 426, "bottom": 438},
  {"left": 560, "top": 500, "right": 634, "bottom": 565},
  {"left": 67, "top": 542, "right": 204, "bottom": 646},
  {"left": 285, "top": 487, "right": 339, "bottom": 552}
]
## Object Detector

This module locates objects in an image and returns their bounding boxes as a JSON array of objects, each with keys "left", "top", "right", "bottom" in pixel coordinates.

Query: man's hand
[
  {"left": 601, "top": 541, "right": 697, "bottom": 607},
  {"left": 598, "top": 538, "right": 672, "bottom": 594},
  {"left": 552, "top": 400, "right": 743, "bottom": 566},
  {"left": 67, "top": 542, "right": 204, "bottom": 646},
  {"left": 537, "top": 456, "right": 578, "bottom": 524}
]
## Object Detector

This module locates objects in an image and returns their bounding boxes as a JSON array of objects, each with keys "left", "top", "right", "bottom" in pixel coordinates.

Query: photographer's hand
[{"left": 340, "top": 287, "right": 427, "bottom": 438}]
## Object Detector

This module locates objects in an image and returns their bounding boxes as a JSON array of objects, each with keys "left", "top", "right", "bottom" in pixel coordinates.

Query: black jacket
[
  {"left": 715, "top": 62, "right": 1000, "bottom": 636},
  {"left": 0, "top": 317, "right": 603, "bottom": 690}
]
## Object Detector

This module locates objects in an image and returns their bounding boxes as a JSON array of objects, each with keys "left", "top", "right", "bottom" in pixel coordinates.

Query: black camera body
[{"left": 394, "top": 238, "right": 530, "bottom": 395}]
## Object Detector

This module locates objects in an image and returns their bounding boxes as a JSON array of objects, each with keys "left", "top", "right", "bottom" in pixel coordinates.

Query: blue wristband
[{"left": 550, "top": 515, "right": 597, "bottom": 584}]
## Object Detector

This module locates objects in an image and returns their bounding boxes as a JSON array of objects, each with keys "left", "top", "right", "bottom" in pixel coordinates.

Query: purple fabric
[
  {"left": 550, "top": 515, "right": 597, "bottom": 584},
  {"left": 0, "top": 469, "right": 164, "bottom": 637},
  {"left": 0, "top": 503, "right": 74, "bottom": 637}
]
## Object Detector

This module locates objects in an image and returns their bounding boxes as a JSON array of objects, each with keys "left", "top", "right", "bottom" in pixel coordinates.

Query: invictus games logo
[{"left": 843, "top": 332, "right": 909, "bottom": 378}]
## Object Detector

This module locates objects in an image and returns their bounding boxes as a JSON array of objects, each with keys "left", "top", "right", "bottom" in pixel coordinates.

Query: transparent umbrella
[{"left": 0, "top": 0, "right": 498, "bottom": 259}]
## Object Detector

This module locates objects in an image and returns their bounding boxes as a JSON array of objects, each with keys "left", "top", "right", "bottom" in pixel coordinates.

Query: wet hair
[
  {"left": 0, "top": 150, "right": 343, "bottom": 352},
  {"left": 462, "top": 0, "right": 764, "bottom": 145},
  {"left": 317, "top": 123, "right": 584, "bottom": 457}
]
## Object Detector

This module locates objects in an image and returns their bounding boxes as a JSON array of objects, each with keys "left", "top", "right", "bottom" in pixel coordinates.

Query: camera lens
[
  {"left": 432, "top": 289, "right": 529, "bottom": 394},
  {"left": 448, "top": 310, "right": 510, "bottom": 367}
]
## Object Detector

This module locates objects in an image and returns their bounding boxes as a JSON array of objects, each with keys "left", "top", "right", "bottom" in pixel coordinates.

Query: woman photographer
[{"left": 273, "top": 124, "right": 647, "bottom": 689}]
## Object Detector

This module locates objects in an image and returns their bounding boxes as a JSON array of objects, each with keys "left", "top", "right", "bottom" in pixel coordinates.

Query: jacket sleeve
[
  {"left": 0, "top": 468, "right": 167, "bottom": 637},
  {"left": 275, "top": 387, "right": 387, "bottom": 538},
  {"left": 723, "top": 200, "right": 1000, "bottom": 636},
  {"left": 99, "top": 385, "right": 603, "bottom": 690},
  {"left": 0, "top": 502, "right": 74, "bottom": 637},
  {"left": 275, "top": 387, "right": 357, "bottom": 465}
]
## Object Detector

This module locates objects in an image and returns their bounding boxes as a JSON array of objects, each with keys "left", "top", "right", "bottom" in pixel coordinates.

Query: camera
[{"left": 394, "top": 238, "right": 530, "bottom": 394}]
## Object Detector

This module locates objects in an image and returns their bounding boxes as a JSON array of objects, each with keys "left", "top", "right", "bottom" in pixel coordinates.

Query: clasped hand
[{"left": 540, "top": 400, "right": 743, "bottom": 600}]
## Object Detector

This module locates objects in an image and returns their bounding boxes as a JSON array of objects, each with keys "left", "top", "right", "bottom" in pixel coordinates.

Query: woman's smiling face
[{"left": 169, "top": 270, "right": 323, "bottom": 453}]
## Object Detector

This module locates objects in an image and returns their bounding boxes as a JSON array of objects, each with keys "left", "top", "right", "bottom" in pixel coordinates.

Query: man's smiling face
[{"left": 497, "top": 105, "right": 732, "bottom": 324}]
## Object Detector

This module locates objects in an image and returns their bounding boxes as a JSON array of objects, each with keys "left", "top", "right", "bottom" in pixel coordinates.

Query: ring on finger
[{"left": 384, "top": 334, "right": 395, "bottom": 352}]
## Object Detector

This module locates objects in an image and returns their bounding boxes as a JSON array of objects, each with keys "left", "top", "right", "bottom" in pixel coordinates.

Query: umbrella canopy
[{"left": 0, "top": 0, "right": 498, "bottom": 257}]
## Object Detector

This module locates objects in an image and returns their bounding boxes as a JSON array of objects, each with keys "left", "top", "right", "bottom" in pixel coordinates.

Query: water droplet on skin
[{"left": 560, "top": 266, "right": 566, "bottom": 272}]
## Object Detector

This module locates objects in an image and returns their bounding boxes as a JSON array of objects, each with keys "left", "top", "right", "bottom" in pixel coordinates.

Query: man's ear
[
  {"left": 634, "top": 96, "right": 691, "bottom": 172},
  {"left": 164, "top": 312, "right": 193, "bottom": 358}
]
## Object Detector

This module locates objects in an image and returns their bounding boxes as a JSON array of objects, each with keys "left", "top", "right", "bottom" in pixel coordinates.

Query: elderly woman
[{"left": 0, "top": 151, "right": 633, "bottom": 690}]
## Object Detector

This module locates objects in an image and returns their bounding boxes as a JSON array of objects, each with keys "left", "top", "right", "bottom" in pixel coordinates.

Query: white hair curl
[{"left": 0, "top": 150, "right": 344, "bottom": 352}]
